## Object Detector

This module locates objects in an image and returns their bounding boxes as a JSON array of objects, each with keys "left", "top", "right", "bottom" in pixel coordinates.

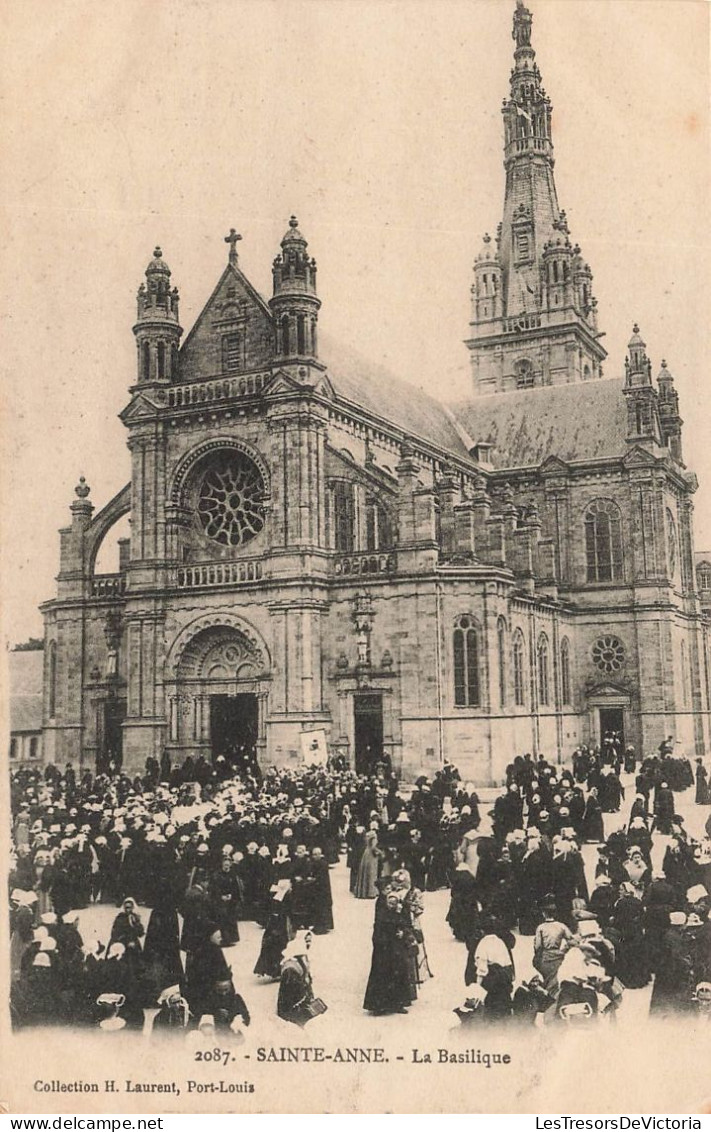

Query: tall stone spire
[{"left": 466, "top": 1, "right": 607, "bottom": 395}]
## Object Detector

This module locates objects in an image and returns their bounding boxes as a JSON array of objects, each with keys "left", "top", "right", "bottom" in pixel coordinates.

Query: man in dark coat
[
  {"left": 235, "top": 842, "right": 261, "bottom": 920},
  {"left": 209, "top": 859, "right": 242, "bottom": 946},
  {"left": 309, "top": 847, "right": 334, "bottom": 934},
  {"left": 653, "top": 781, "right": 675, "bottom": 834},
  {"left": 400, "top": 828, "right": 427, "bottom": 891},
  {"left": 289, "top": 844, "right": 315, "bottom": 930},
  {"left": 185, "top": 925, "right": 231, "bottom": 1018}
]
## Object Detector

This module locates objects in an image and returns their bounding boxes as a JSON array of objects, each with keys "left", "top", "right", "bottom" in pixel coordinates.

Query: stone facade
[{"left": 37, "top": 1, "right": 711, "bottom": 784}]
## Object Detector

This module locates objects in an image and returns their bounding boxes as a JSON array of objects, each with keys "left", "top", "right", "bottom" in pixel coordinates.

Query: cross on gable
[{"left": 224, "top": 228, "right": 243, "bottom": 264}]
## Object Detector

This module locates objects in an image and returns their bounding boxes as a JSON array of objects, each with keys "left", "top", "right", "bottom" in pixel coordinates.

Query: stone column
[
  {"left": 436, "top": 469, "right": 460, "bottom": 558},
  {"left": 301, "top": 609, "right": 313, "bottom": 713},
  {"left": 169, "top": 695, "right": 178, "bottom": 743}
]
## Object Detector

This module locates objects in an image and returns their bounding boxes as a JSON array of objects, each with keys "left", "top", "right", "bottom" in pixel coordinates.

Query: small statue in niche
[
  {"left": 353, "top": 591, "right": 374, "bottom": 668},
  {"left": 103, "top": 610, "right": 123, "bottom": 678}
]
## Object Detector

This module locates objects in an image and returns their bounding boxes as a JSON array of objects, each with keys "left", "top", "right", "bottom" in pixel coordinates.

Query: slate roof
[
  {"left": 11, "top": 694, "right": 43, "bottom": 733},
  {"left": 321, "top": 336, "right": 629, "bottom": 471},
  {"left": 9, "top": 648, "right": 44, "bottom": 733},
  {"left": 449, "top": 377, "right": 628, "bottom": 470},
  {"left": 322, "top": 334, "right": 472, "bottom": 460}
]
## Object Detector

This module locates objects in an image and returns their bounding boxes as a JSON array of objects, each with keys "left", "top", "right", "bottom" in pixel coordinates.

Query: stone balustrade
[
  {"left": 91, "top": 573, "right": 126, "bottom": 598},
  {"left": 167, "top": 372, "right": 268, "bottom": 408},
  {"left": 332, "top": 552, "right": 396, "bottom": 577},
  {"left": 177, "top": 560, "right": 263, "bottom": 588}
]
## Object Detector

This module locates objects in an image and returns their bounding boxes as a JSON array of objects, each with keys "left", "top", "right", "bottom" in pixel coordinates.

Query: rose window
[
  {"left": 592, "top": 635, "right": 625, "bottom": 674},
  {"left": 196, "top": 453, "right": 265, "bottom": 547}
]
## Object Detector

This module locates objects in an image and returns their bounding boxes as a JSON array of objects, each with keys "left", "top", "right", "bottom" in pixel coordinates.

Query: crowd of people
[
  {"left": 8, "top": 738, "right": 711, "bottom": 1035},
  {"left": 445, "top": 745, "right": 711, "bottom": 1025}
]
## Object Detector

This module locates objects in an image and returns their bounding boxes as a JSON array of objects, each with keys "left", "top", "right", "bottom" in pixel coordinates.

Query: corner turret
[
  {"left": 657, "top": 359, "right": 684, "bottom": 464},
  {"left": 269, "top": 217, "right": 321, "bottom": 362},
  {"left": 132, "top": 247, "right": 182, "bottom": 385},
  {"left": 623, "top": 324, "right": 660, "bottom": 445}
]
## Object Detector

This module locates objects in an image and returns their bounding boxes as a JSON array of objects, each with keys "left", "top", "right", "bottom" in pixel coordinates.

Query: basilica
[{"left": 36, "top": 1, "right": 711, "bottom": 784}]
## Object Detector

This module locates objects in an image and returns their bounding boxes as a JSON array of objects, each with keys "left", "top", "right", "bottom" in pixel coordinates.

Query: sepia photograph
[{"left": 2, "top": 0, "right": 710, "bottom": 1116}]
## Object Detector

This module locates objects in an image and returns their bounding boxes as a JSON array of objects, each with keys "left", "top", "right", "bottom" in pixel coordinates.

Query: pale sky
[{"left": 1, "top": 0, "right": 708, "bottom": 646}]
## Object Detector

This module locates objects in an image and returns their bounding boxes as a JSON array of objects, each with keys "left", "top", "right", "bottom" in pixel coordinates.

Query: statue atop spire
[{"left": 513, "top": 0, "right": 532, "bottom": 50}]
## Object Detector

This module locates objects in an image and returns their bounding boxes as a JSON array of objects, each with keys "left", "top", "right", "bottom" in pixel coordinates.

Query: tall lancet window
[
  {"left": 497, "top": 617, "right": 507, "bottom": 707},
  {"left": 512, "top": 630, "right": 526, "bottom": 707},
  {"left": 453, "top": 615, "right": 481, "bottom": 708},
  {"left": 560, "top": 637, "right": 571, "bottom": 705},
  {"left": 585, "top": 499, "right": 623, "bottom": 583},
  {"left": 281, "top": 315, "right": 290, "bottom": 356},
  {"left": 537, "top": 633, "right": 550, "bottom": 706},
  {"left": 331, "top": 482, "right": 355, "bottom": 554},
  {"left": 157, "top": 341, "right": 166, "bottom": 380}
]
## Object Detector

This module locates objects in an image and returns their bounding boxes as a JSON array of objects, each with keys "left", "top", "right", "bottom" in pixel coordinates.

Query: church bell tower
[{"left": 466, "top": 0, "right": 607, "bottom": 396}]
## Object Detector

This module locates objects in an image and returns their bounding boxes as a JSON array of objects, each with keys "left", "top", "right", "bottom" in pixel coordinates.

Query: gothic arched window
[
  {"left": 365, "top": 496, "right": 393, "bottom": 552},
  {"left": 560, "top": 636, "right": 571, "bottom": 705},
  {"left": 537, "top": 633, "right": 550, "bottom": 706},
  {"left": 453, "top": 615, "right": 481, "bottom": 708},
  {"left": 584, "top": 498, "right": 623, "bottom": 582},
  {"left": 331, "top": 482, "right": 355, "bottom": 554},
  {"left": 48, "top": 641, "right": 57, "bottom": 719},
  {"left": 512, "top": 630, "right": 525, "bottom": 706},
  {"left": 497, "top": 617, "right": 507, "bottom": 707}
]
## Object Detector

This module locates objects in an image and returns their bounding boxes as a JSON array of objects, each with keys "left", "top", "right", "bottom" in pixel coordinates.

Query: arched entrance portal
[{"left": 166, "top": 623, "right": 269, "bottom": 774}]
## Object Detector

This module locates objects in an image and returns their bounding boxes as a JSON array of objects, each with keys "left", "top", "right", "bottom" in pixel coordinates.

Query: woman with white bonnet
[
  {"left": 277, "top": 930, "right": 325, "bottom": 1027},
  {"left": 553, "top": 947, "right": 606, "bottom": 1023},
  {"left": 109, "top": 897, "right": 144, "bottom": 951},
  {"left": 153, "top": 985, "right": 192, "bottom": 1034}
]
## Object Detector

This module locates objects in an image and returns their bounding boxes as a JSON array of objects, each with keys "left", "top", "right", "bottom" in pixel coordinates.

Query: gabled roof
[
  {"left": 178, "top": 262, "right": 275, "bottom": 383},
  {"left": 449, "top": 378, "right": 628, "bottom": 470},
  {"left": 180, "top": 261, "right": 273, "bottom": 356},
  {"left": 9, "top": 648, "right": 44, "bottom": 733},
  {"left": 11, "top": 695, "right": 42, "bottom": 733},
  {"left": 321, "top": 334, "right": 473, "bottom": 460}
]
